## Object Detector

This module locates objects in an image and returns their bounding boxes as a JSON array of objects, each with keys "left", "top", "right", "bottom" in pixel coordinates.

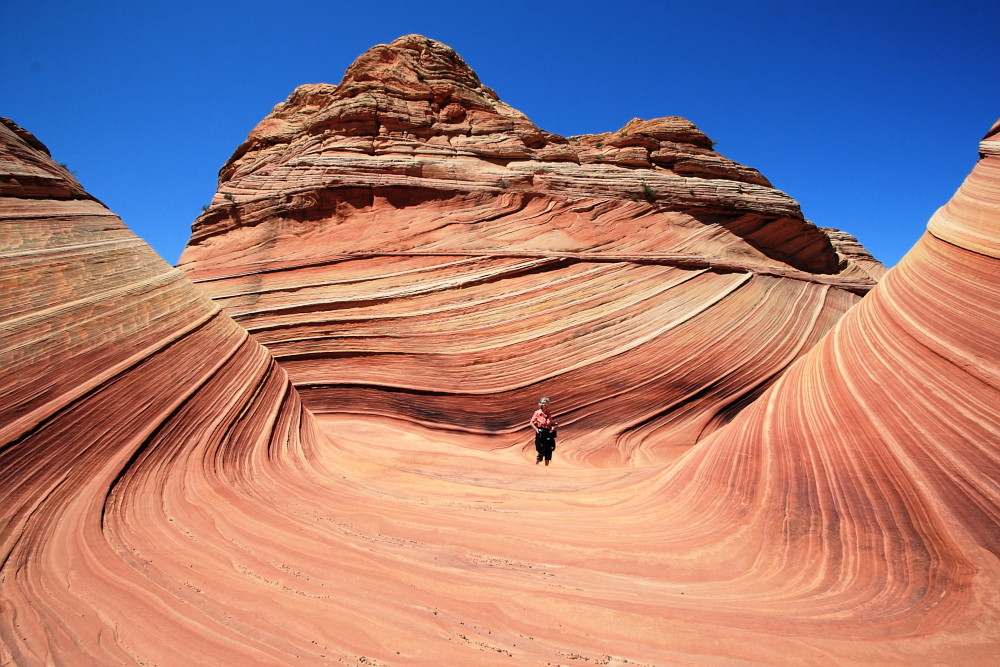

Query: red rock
[
  {"left": 4, "top": 57, "right": 998, "bottom": 666},
  {"left": 665, "top": 120, "right": 1000, "bottom": 661},
  {"left": 0, "top": 117, "right": 330, "bottom": 664},
  {"left": 179, "top": 36, "right": 881, "bottom": 462}
]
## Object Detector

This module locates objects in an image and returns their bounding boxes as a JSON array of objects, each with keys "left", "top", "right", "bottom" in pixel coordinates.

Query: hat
[{"left": 538, "top": 397, "right": 550, "bottom": 406}]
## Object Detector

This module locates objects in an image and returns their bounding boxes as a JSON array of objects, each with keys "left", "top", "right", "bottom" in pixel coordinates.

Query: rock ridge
[
  {"left": 191, "top": 35, "right": 865, "bottom": 277},
  {"left": 0, "top": 117, "right": 94, "bottom": 201}
]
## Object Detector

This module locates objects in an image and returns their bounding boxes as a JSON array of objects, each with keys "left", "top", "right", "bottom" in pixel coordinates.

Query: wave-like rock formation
[
  {"left": 3, "top": 55, "right": 999, "bottom": 666},
  {"left": 179, "top": 35, "right": 883, "bottom": 465},
  {"left": 661, "top": 120, "right": 1000, "bottom": 661},
  {"left": 0, "top": 117, "right": 330, "bottom": 664}
]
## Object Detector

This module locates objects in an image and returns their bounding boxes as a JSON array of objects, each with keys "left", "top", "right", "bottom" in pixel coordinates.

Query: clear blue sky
[{"left": 4, "top": 0, "right": 997, "bottom": 267}]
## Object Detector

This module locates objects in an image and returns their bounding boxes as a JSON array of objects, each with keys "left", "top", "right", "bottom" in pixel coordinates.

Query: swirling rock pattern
[
  {"left": 3, "top": 57, "right": 999, "bottom": 667},
  {"left": 0, "top": 118, "right": 329, "bottom": 664},
  {"left": 662, "top": 119, "right": 1000, "bottom": 661},
  {"left": 179, "top": 36, "right": 882, "bottom": 463}
]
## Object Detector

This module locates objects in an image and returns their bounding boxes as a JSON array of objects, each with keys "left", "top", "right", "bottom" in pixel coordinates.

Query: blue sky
[{"left": 4, "top": 0, "right": 997, "bottom": 267}]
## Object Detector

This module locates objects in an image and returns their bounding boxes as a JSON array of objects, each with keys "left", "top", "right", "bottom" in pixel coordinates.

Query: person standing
[{"left": 530, "top": 397, "right": 557, "bottom": 465}]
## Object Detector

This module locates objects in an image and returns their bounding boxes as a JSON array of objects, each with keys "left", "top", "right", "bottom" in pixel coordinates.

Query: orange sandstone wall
[
  {"left": 0, "top": 117, "right": 329, "bottom": 664},
  {"left": 179, "top": 36, "right": 882, "bottom": 464},
  {"left": 2, "top": 62, "right": 999, "bottom": 667},
  {"left": 658, "top": 120, "right": 1000, "bottom": 657}
]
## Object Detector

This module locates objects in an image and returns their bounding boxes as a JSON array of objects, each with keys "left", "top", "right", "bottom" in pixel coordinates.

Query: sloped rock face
[
  {"left": 0, "top": 118, "right": 331, "bottom": 664},
  {"left": 658, "top": 121, "right": 1000, "bottom": 660},
  {"left": 179, "top": 35, "right": 882, "bottom": 463}
]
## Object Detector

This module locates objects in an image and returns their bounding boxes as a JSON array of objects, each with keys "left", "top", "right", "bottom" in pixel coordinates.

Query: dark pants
[{"left": 535, "top": 428, "right": 556, "bottom": 461}]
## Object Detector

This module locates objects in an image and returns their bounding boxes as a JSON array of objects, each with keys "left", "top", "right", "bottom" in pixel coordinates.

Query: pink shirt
[{"left": 531, "top": 408, "right": 556, "bottom": 433}]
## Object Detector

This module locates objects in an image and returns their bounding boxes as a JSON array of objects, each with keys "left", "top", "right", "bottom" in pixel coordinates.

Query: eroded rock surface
[
  {"left": 669, "top": 119, "right": 1000, "bottom": 660},
  {"left": 0, "top": 118, "right": 330, "bottom": 664},
  {"left": 180, "top": 36, "right": 882, "bottom": 463},
  {"left": 3, "top": 64, "right": 999, "bottom": 667}
]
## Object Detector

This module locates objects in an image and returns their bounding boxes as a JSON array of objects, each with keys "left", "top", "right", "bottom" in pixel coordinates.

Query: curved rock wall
[
  {"left": 2, "top": 59, "right": 998, "bottom": 666},
  {"left": 0, "top": 118, "right": 329, "bottom": 664},
  {"left": 179, "top": 36, "right": 882, "bottom": 462},
  {"left": 649, "top": 120, "right": 1000, "bottom": 660}
]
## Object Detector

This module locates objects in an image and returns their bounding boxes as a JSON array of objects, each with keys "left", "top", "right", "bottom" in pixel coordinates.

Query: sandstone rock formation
[
  {"left": 0, "top": 117, "right": 330, "bottom": 664},
  {"left": 3, "top": 50, "right": 999, "bottom": 666},
  {"left": 179, "top": 35, "right": 883, "bottom": 464},
  {"left": 660, "top": 119, "right": 1000, "bottom": 662}
]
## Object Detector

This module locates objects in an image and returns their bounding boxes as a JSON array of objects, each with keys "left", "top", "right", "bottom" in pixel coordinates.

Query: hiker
[{"left": 530, "top": 397, "right": 557, "bottom": 465}]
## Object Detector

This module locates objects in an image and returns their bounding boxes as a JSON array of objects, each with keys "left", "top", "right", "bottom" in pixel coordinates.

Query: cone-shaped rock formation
[{"left": 180, "top": 35, "right": 883, "bottom": 463}]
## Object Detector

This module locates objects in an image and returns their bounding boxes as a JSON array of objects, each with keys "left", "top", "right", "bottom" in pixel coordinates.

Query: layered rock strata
[
  {"left": 660, "top": 119, "right": 1000, "bottom": 660},
  {"left": 2, "top": 113, "right": 999, "bottom": 665},
  {"left": 180, "top": 35, "right": 883, "bottom": 463},
  {"left": 0, "top": 118, "right": 330, "bottom": 664}
]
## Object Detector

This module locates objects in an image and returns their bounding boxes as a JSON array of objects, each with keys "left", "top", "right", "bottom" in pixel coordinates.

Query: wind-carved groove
[{"left": 97, "top": 317, "right": 254, "bottom": 516}]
